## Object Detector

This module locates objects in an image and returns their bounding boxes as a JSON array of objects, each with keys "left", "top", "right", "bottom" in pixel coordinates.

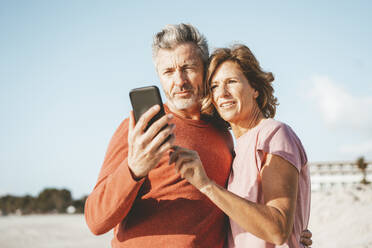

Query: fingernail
[{"left": 167, "top": 114, "right": 173, "bottom": 119}]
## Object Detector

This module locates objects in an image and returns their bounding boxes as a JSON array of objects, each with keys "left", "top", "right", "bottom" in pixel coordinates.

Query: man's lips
[{"left": 174, "top": 91, "right": 192, "bottom": 97}]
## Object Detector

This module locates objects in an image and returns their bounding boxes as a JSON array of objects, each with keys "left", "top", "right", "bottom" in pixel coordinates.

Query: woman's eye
[{"left": 210, "top": 85, "right": 217, "bottom": 91}]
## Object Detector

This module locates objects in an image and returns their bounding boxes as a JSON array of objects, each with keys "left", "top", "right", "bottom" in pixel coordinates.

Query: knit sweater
[{"left": 85, "top": 105, "right": 233, "bottom": 248}]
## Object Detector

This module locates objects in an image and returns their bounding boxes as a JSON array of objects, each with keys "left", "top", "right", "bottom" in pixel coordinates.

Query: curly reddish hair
[{"left": 201, "top": 44, "right": 278, "bottom": 127}]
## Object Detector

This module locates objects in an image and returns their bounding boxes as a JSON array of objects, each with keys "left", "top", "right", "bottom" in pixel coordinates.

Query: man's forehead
[{"left": 156, "top": 43, "right": 202, "bottom": 68}]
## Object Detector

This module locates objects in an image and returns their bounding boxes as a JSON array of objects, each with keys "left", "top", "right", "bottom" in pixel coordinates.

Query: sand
[
  {"left": 1, "top": 185, "right": 372, "bottom": 248},
  {"left": 0, "top": 214, "right": 112, "bottom": 248},
  {"left": 308, "top": 184, "right": 372, "bottom": 248}
]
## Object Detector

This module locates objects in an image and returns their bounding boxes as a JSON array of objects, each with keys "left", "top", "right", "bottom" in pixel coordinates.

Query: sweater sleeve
[{"left": 84, "top": 118, "right": 145, "bottom": 235}]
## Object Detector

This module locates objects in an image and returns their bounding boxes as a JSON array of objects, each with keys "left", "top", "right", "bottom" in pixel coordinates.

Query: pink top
[{"left": 227, "top": 118, "right": 311, "bottom": 248}]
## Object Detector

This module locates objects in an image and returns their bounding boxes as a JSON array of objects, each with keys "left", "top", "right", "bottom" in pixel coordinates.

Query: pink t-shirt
[{"left": 227, "top": 118, "right": 311, "bottom": 248}]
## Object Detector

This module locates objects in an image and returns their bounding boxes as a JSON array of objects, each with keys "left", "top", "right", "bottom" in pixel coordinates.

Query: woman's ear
[{"left": 254, "top": 90, "right": 259, "bottom": 99}]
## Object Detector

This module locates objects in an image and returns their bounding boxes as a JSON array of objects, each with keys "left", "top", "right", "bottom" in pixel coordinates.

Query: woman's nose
[
  {"left": 216, "top": 84, "right": 230, "bottom": 97},
  {"left": 213, "top": 84, "right": 229, "bottom": 103}
]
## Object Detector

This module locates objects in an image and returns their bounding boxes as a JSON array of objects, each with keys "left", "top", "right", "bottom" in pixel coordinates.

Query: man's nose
[{"left": 174, "top": 69, "right": 187, "bottom": 87}]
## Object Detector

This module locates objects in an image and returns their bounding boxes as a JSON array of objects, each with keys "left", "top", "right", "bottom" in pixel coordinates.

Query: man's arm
[
  {"left": 85, "top": 106, "right": 175, "bottom": 235},
  {"left": 84, "top": 118, "right": 144, "bottom": 235}
]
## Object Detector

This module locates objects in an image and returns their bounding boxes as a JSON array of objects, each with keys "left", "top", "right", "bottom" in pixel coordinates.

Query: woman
[{"left": 169, "top": 44, "right": 311, "bottom": 247}]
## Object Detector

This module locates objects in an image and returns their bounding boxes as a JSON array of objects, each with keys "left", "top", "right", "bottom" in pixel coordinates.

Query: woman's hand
[
  {"left": 169, "top": 146, "right": 211, "bottom": 190},
  {"left": 300, "top": 229, "right": 313, "bottom": 247}
]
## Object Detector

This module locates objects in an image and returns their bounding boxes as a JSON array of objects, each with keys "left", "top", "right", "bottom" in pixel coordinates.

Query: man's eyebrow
[
  {"left": 161, "top": 67, "right": 174, "bottom": 72},
  {"left": 182, "top": 61, "right": 199, "bottom": 67}
]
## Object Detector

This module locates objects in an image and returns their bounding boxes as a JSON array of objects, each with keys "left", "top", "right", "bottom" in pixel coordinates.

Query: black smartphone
[{"left": 129, "top": 85, "right": 165, "bottom": 131}]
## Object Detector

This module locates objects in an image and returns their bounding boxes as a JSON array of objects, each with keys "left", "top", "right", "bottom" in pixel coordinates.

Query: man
[
  {"left": 85, "top": 23, "right": 312, "bottom": 248},
  {"left": 85, "top": 23, "right": 234, "bottom": 247}
]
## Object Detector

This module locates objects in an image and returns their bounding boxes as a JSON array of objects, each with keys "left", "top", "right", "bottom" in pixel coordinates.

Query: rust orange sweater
[{"left": 85, "top": 106, "right": 233, "bottom": 247}]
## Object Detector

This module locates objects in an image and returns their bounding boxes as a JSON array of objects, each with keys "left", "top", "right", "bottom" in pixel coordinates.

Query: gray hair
[{"left": 152, "top": 23, "right": 209, "bottom": 67}]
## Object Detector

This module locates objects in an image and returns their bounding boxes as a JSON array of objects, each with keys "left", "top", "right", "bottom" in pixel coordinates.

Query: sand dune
[{"left": 1, "top": 184, "right": 371, "bottom": 247}]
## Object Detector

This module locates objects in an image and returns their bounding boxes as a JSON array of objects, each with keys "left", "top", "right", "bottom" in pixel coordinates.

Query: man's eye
[{"left": 228, "top": 80, "right": 237, "bottom": 84}]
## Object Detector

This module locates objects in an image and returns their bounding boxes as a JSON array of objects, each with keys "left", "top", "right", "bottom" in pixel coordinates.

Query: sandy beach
[
  {"left": 1, "top": 184, "right": 372, "bottom": 248},
  {"left": 0, "top": 214, "right": 112, "bottom": 248},
  {"left": 308, "top": 184, "right": 372, "bottom": 248}
]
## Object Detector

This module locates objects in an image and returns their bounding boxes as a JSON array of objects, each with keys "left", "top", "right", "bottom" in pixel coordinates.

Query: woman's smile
[{"left": 219, "top": 100, "right": 236, "bottom": 109}]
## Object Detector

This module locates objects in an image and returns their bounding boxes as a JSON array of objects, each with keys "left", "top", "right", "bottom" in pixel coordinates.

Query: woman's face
[{"left": 210, "top": 61, "right": 259, "bottom": 125}]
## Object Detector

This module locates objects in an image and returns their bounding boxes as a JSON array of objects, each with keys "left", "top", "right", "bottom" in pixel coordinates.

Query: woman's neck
[{"left": 231, "top": 105, "right": 265, "bottom": 138}]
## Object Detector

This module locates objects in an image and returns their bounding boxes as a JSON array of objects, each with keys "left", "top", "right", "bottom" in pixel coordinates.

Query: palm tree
[{"left": 356, "top": 156, "right": 370, "bottom": 184}]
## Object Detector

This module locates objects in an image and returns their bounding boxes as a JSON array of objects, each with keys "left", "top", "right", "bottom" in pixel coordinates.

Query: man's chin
[{"left": 171, "top": 98, "right": 198, "bottom": 110}]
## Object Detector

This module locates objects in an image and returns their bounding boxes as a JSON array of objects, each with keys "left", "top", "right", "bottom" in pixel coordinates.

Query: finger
[
  {"left": 168, "top": 141, "right": 180, "bottom": 165},
  {"left": 169, "top": 146, "right": 183, "bottom": 165},
  {"left": 148, "top": 123, "right": 176, "bottom": 153},
  {"left": 157, "top": 133, "right": 175, "bottom": 155},
  {"left": 170, "top": 147, "right": 197, "bottom": 168},
  {"left": 174, "top": 153, "right": 194, "bottom": 172},
  {"left": 129, "top": 111, "right": 135, "bottom": 129},
  {"left": 140, "top": 132, "right": 175, "bottom": 167},
  {"left": 128, "top": 111, "right": 135, "bottom": 141},
  {"left": 300, "top": 237, "right": 312, "bottom": 246},
  {"left": 170, "top": 146, "right": 192, "bottom": 155},
  {"left": 170, "top": 145, "right": 181, "bottom": 152},
  {"left": 169, "top": 145, "right": 185, "bottom": 158},
  {"left": 179, "top": 162, "right": 195, "bottom": 179},
  {"left": 135, "top": 105, "right": 161, "bottom": 134},
  {"left": 143, "top": 113, "right": 173, "bottom": 143},
  {"left": 301, "top": 229, "right": 312, "bottom": 238},
  {"left": 157, "top": 134, "right": 175, "bottom": 156},
  {"left": 174, "top": 156, "right": 187, "bottom": 173}
]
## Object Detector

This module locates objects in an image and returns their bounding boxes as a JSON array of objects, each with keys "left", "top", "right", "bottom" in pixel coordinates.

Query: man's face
[{"left": 155, "top": 42, "right": 204, "bottom": 112}]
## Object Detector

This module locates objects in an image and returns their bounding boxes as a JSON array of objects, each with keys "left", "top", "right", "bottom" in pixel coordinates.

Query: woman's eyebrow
[{"left": 213, "top": 77, "right": 234, "bottom": 84}]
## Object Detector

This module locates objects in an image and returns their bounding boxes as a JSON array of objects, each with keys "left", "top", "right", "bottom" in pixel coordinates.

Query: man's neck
[{"left": 166, "top": 102, "right": 201, "bottom": 120}]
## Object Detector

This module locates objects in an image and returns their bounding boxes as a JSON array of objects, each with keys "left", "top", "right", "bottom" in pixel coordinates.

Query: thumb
[{"left": 128, "top": 111, "right": 135, "bottom": 143}]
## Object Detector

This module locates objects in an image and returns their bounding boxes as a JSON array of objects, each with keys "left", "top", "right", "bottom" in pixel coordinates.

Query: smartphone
[{"left": 129, "top": 85, "right": 165, "bottom": 131}]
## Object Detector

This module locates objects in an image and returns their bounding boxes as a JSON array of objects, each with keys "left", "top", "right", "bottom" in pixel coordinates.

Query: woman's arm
[{"left": 170, "top": 147, "right": 299, "bottom": 245}]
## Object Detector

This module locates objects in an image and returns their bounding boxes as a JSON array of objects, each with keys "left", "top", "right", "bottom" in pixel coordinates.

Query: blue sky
[{"left": 1, "top": 0, "right": 371, "bottom": 198}]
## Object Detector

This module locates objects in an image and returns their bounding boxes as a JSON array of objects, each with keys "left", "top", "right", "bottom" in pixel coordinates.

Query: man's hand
[
  {"left": 128, "top": 105, "right": 175, "bottom": 179},
  {"left": 300, "top": 229, "right": 313, "bottom": 247},
  {"left": 169, "top": 146, "right": 211, "bottom": 190}
]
